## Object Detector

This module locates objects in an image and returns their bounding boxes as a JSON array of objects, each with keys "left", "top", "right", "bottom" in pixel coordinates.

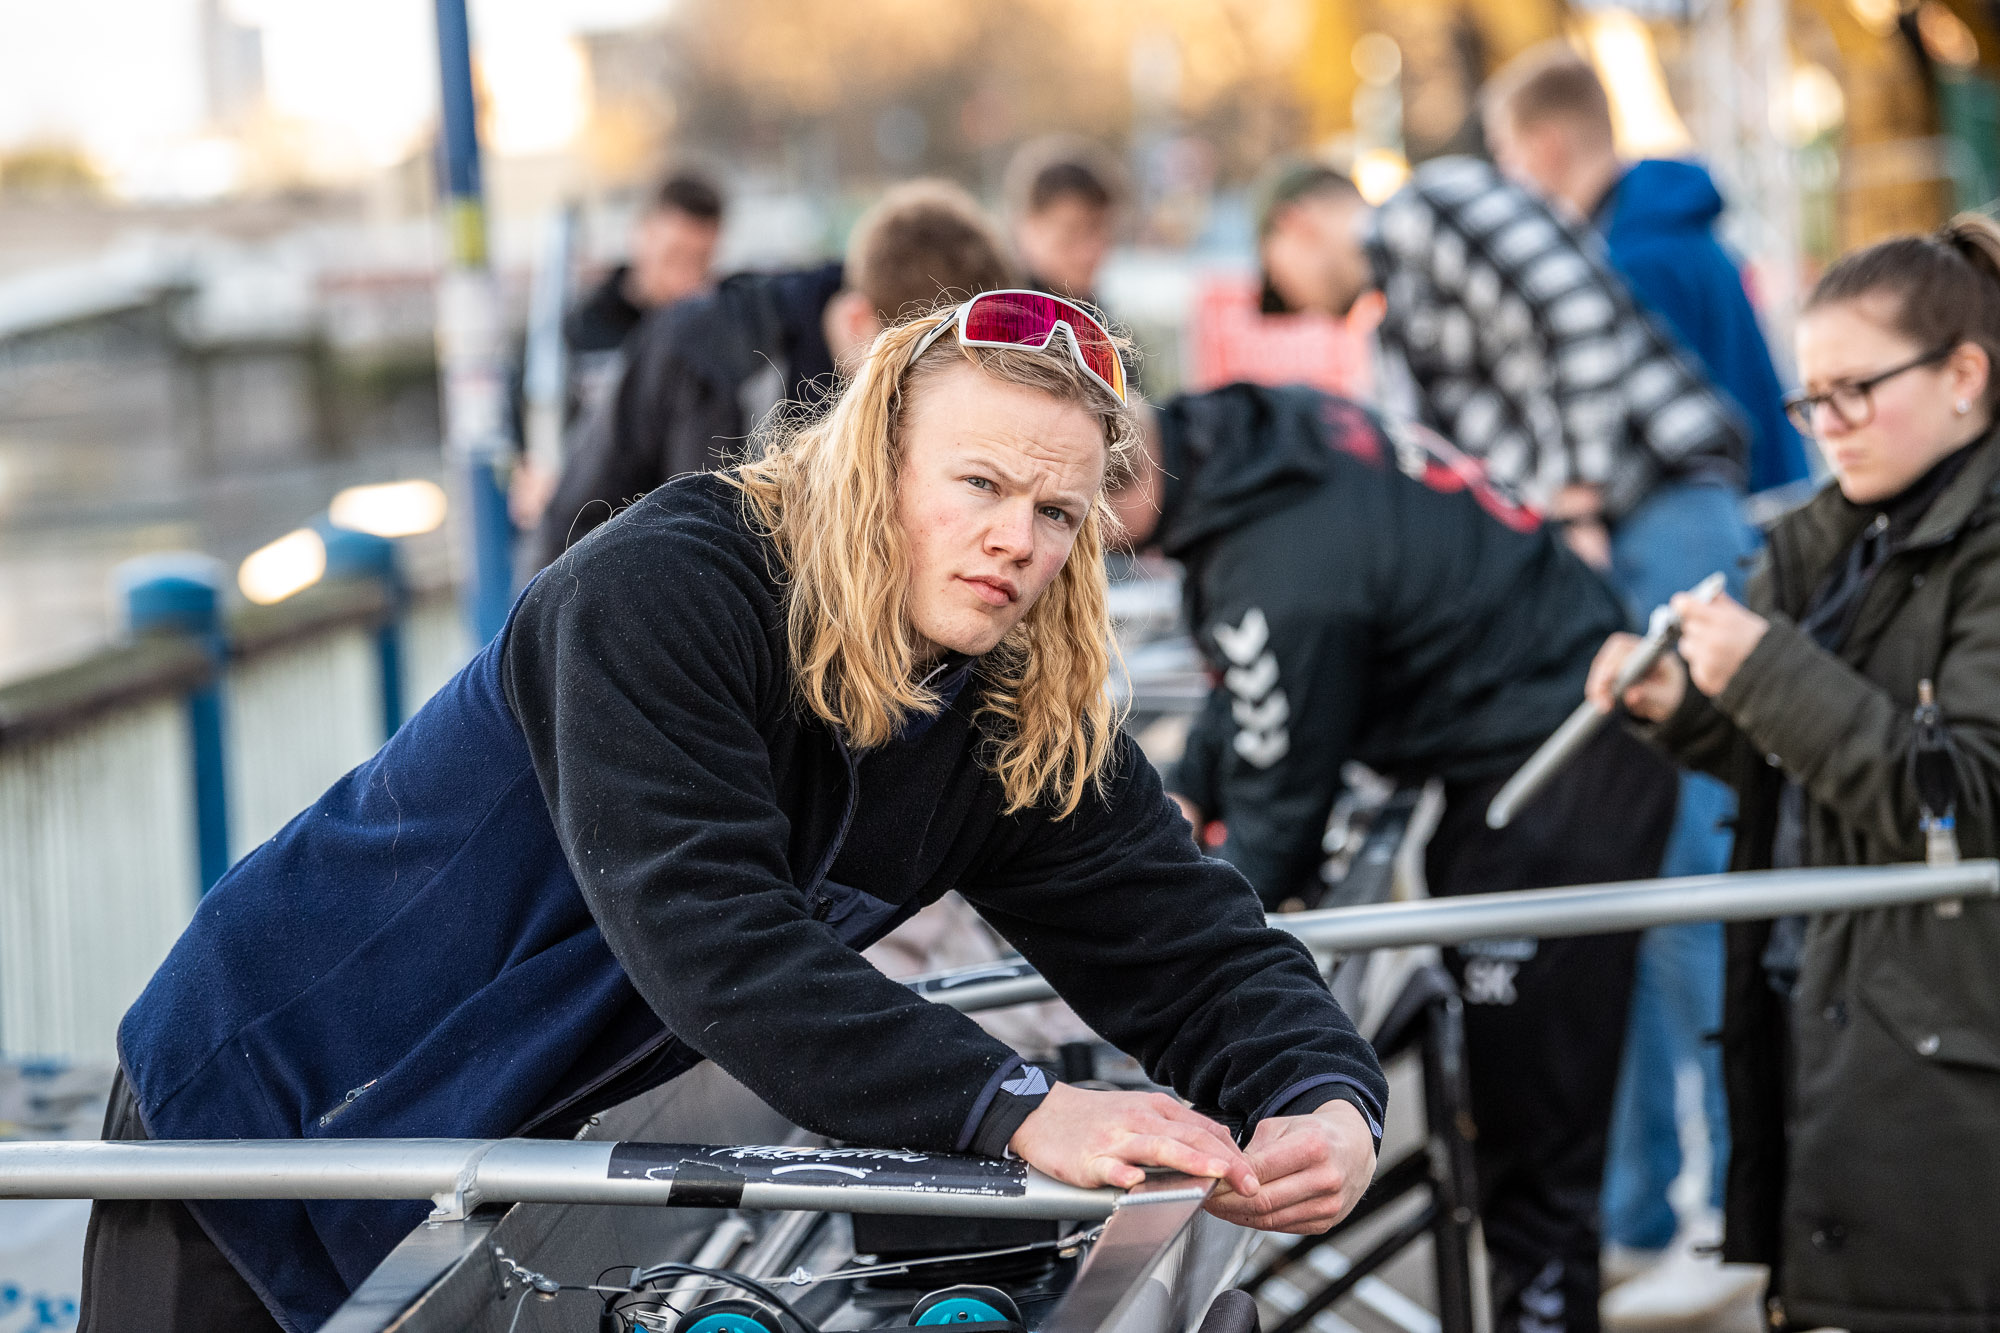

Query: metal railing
[
  {"left": 911, "top": 861, "right": 2000, "bottom": 1014},
  {"left": 0, "top": 1138, "right": 1180, "bottom": 1222},
  {"left": 0, "top": 571, "right": 470, "bottom": 1063},
  {"left": 0, "top": 861, "right": 1986, "bottom": 1209}
]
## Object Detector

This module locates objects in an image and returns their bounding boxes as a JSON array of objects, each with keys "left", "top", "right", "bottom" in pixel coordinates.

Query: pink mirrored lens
[{"left": 961, "top": 292, "right": 1124, "bottom": 400}]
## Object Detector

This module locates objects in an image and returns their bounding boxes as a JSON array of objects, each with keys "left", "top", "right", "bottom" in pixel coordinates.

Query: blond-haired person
[{"left": 91, "top": 292, "right": 1386, "bottom": 1333}]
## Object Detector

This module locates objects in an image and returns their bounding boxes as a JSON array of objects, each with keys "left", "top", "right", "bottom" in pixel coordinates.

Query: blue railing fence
[{"left": 0, "top": 555, "right": 469, "bottom": 1064}]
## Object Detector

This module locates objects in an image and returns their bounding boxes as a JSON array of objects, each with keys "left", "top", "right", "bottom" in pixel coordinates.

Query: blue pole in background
[
  {"left": 431, "top": 0, "right": 516, "bottom": 644},
  {"left": 119, "top": 555, "right": 231, "bottom": 893},
  {"left": 320, "top": 523, "right": 407, "bottom": 739}
]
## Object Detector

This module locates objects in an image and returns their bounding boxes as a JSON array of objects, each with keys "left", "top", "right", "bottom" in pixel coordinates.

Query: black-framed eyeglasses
[{"left": 1784, "top": 343, "right": 1956, "bottom": 434}]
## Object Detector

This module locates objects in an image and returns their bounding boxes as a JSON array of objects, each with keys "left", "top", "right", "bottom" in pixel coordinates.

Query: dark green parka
[{"left": 1652, "top": 425, "right": 2000, "bottom": 1333}]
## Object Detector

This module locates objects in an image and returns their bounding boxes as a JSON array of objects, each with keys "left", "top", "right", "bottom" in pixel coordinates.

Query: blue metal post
[
  {"left": 119, "top": 555, "right": 230, "bottom": 892},
  {"left": 320, "top": 523, "right": 407, "bottom": 739},
  {"left": 432, "top": 0, "right": 516, "bottom": 644}
]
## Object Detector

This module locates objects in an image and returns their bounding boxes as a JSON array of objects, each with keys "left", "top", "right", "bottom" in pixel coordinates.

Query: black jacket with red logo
[{"left": 1160, "top": 384, "right": 1630, "bottom": 906}]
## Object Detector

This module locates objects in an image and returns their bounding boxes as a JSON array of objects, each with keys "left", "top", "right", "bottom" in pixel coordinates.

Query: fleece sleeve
[
  {"left": 502, "top": 512, "right": 1026, "bottom": 1155},
  {"left": 1199, "top": 597, "right": 1370, "bottom": 908},
  {"left": 961, "top": 730, "right": 1387, "bottom": 1141}
]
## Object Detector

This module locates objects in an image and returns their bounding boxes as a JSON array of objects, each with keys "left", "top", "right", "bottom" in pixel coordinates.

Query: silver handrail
[
  {"left": 0, "top": 1137, "right": 1201, "bottom": 1220},
  {"left": 918, "top": 860, "right": 2000, "bottom": 1014}
]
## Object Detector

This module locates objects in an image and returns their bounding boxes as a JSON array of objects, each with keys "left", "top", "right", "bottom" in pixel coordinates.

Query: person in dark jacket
[
  {"left": 1592, "top": 216, "right": 2000, "bottom": 1333},
  {"left": 1003, "top": 135, "right": 1126, "bottom": 308},
  {"left": 1482, "top": 45, "right": 1807, "bottom": 1267},
  {"left": 1110, "top": 383, "right": 1677, "bottom": 1333},
  {"left": 565, "top": 168, "right": 727, "bottom": 358},
  {"left": 85, "top": 295, "right": 1386, "bottom": 1333},
  {"left": 510, "top": 169, "right": 728, "bottom": 531},
  {"left": 523, "top": 179, "right": 1013, "bottom": 575}
]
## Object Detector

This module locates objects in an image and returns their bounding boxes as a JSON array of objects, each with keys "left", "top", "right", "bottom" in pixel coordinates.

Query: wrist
[{"left": 977, "top": 1061, "right": 1054, "bottom": 1159}]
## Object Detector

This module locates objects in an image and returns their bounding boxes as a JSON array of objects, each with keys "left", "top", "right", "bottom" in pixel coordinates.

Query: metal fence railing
[
  {"left": 0, "top": 573, "right": 470, "bottom": 1063},
  {"left": 0, "top": 861, "right": 1987, "bottom": 1203}
]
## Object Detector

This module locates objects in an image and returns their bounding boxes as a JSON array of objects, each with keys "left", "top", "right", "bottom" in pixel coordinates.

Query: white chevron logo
[
  {"left": 1217, "top": 607, "right": 1290, "bottom": 771},
  {"left": 1224, "top": 655, "right": 1279, "bottom": 700},
  {"left": 1213, "top": 607, "right": 1269, "bottom": 666}
]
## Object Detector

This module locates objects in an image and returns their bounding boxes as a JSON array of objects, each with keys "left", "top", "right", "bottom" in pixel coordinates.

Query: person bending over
[
  {"left": 88, "top": 292, "right": 1384, "bottom": 1333},
  {"left": 1111, "top": 383, "right": 1676, "bottom": 1333},
  {"left": 1590, "top": 216, "right": 2000, "bottom": 1333}
]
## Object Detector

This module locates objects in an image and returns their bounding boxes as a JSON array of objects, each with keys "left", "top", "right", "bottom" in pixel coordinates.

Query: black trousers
[
  {"left": 1425, "top": 727, "right": 1677, "bottom": 1333},
  {"left": 78, "top": 1071, "right": 283, "bottom": 1333}
]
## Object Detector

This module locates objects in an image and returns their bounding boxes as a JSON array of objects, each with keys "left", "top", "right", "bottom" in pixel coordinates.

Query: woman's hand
[
  {"left": 1205, "top": 1101, "right": 1377, "bottom": 1233},
  {"left": 1672, "top": 591, "right": 1768, "bottom": 698},
  {"left": 1009, "top": 1084, "right": 1259, "bottom": 1195},
  {"left": 1586, "top": 632, "right": 1687, "bottom": 722}
]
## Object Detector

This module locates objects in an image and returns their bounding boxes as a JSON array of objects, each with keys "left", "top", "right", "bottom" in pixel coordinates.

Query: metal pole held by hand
[{"left": 1485, "top": 572, "right": 1727, "bottom": 829}]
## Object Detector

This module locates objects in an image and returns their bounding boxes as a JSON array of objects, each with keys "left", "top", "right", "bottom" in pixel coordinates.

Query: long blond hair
[{"left": 729, "top": 310, "right": 1140, "bottom": 816}]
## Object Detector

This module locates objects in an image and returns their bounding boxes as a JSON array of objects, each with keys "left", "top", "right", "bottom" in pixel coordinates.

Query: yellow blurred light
[
  {"left": 1353, "top": 149, "right": 1411, "bottom": 204},
  {"left": 329, "top": 479, "right": 449, "bottom": 538},
  {"left": 1918, "top": 2, "right": 1981, "bottom": 66},
  {"left": 1579, "top": 11, "right": 1694, "bottom": 158},
  {"left": 1351, "top": 33, "right": 1403, "bottom": 87},
  {"left": 482, "top": 33, "right": 592, "bottom": 156},
  {"left": 1845, "top": 0, "right": 1902, "bottom": 36},
  {"left": 1789, "top": 63, "right": 1847, "bottom": 141},
  {"left": 238, "top": 529, "right": 327, "bottom": 606}
]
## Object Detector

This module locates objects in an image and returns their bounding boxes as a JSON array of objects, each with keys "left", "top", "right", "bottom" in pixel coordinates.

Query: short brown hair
[
  {"left": 844, "top": 180, "right": 1013, "bottom": 324},
  {"left": 653, "top": 169, "right": 724, "bottom": 223},
  {"left": 1483, "top": 42, "right": 1614, "bottom": 147},
  {"left": 1004, "top": 135, "right": 1128, "bottom": 219},
  {"left": 1806, "top": 213, "right": 2000, "bottom": 413}
]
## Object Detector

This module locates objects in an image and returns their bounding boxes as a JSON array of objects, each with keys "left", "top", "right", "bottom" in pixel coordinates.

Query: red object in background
[{"left": 1186, "top": 276, "right": 1379, "bottom": 398}]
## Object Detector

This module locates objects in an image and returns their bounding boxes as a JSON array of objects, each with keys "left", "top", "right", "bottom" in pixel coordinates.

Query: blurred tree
[
  {"left": 642, "top": 0, "right": 1316, "bottom": 186},
  {"left": 0, "top": 144, "right": 104, "bottom": 199}
]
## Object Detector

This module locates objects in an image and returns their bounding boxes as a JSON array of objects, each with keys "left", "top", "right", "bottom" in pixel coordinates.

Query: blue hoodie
[{"left": 1601, "top": 160, "right": 1810, "bottom": 493}]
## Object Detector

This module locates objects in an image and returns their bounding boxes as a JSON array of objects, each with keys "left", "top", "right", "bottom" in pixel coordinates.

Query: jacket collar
[
  {"left": 1776, "top": 424, "right": 2000, "bottom": 603},
  {"left": 1903, "top": 423, "right": 2000, "bottom": 549}
]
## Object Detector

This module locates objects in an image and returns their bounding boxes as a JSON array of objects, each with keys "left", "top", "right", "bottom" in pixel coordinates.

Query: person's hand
[
  {"left": 1009, "top": 1084, "right": 1258, "bottom": 1195},
  {"left": 1168, "top": 792, "right": 1203, "bottom": 831},
  {"left": 1585, "top": 631, "right": 1686, "bottom": 722},
  {"left": 508, "top": 460, "right": 558, "bottom": 530},
  {"left": 1673, "top": 590, "right": 1768, "bottom": 698},
  {"left": 1550, "top": 484, "right": 1611, "bottom": 570},
  {"left": 1205, "top": 1101, "right": 1377, "bottom": 1234}
]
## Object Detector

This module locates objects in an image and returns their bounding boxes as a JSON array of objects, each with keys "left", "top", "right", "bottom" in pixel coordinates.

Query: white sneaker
[{"left": 1600, "top": 1223, "right": 1766, "bottom": 1333}]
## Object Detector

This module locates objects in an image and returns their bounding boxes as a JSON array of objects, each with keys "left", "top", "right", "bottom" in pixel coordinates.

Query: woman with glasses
[
  {"left": 85, "top": 292, "right": 1386, "bottom": 1333},
  {"left": 1589, "top": 215, "right": 2000, "bottom": 1332}
]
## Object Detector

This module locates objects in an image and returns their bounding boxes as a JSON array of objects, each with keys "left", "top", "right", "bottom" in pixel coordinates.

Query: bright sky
[{"left": 0, "top": 0, "right": 670, "bottom": 194}]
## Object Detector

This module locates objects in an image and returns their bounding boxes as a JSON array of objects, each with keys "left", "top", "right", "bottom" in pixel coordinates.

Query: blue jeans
[{"left": 1600, "top": 480, "right": 1758, "bottom": 1249}]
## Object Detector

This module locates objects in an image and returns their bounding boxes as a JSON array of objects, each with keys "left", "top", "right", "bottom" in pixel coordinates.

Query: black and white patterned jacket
[{"left": 1368, "top": 157, "right": 1746, "bottom": 519}]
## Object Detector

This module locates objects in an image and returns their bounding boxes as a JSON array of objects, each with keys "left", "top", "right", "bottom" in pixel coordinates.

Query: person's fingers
[
  {"left": 1218, "top": 1159, "right": 1346, "bottom": 1217},
  {"left": 1084, "top": 1154, "right": 1148, "bottom": 1189},
  {"left": 1243, "top": 1126, "right": 1331, "bottom": 1185},
  {"left": 1151, "top": 1101, "right": 1248, "bottom": 1163},
  {"left": 1228, "top": 1198, "right": 1350, "bottom": 1233},
  {"left": 1107, "top": 1134, "right": 1238, "bottom": 1184},
  {"left": 1203, "top": 1178, "right": 1351, "bottom": 1232},
  {"left": 1586, "top": 634, "right": 1637, "bottom": 711},
  {"left": 1146, "top": 1120, "right": 1258, "bottom": 1193}
]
